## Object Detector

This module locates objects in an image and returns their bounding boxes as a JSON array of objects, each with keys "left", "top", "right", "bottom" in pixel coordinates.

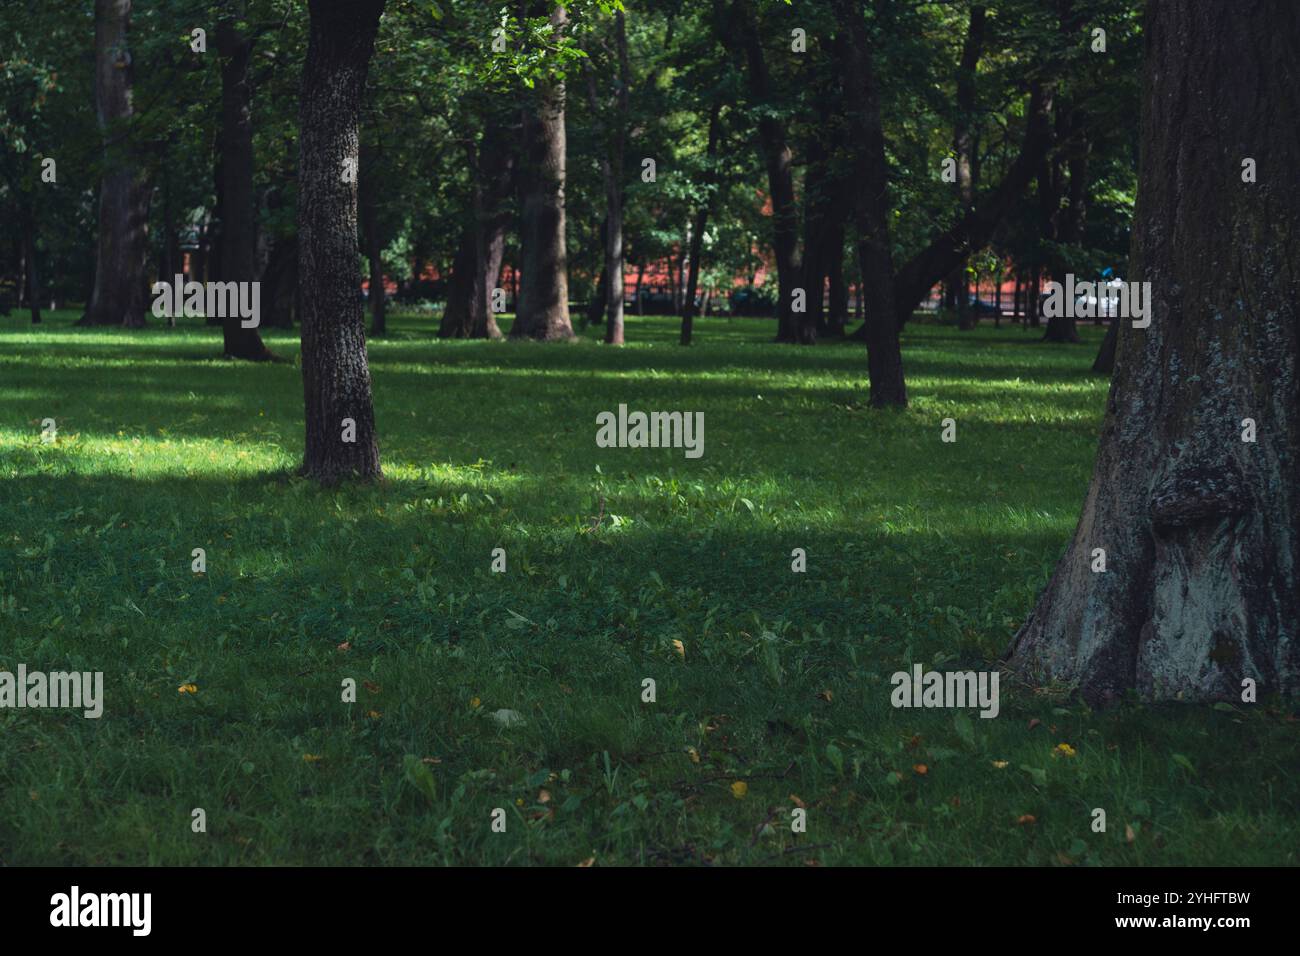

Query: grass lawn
[{"left": 2, "top": 309, "right": 1296, "bottom": 865}]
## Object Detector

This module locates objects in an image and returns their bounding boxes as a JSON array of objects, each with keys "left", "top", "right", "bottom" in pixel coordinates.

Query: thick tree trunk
[
  {"left": 834, "top": 0, "right": 905, "bottom": 406},
  {"left": 81, "top": 0, "right": 150, "bottom": 328},
  {"left": 216, "top": 8, "right": 274, "bottom": 359},
  {"left": 297, "top": 0, "right": 385, "bottom": 484},
  {"left": 512, "top": 4, "right": 573, "bottom": 341},
  {"left": 1007, "top": 0, "right": 1300, "bottom": 703},
  {"left": 439, "top": 225, "right": 478, "bottom": 338}
]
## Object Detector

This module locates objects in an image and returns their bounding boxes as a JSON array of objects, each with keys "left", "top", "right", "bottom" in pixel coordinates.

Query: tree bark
[
  {"left": 216, "top": 6, "right": 274, "bottom": 359},
  {"left": 297, "top": 0, "right": 385, "bottom": 484},
  {"left": 80, "top": 0, "right": 150, "bottom": 328},
  {"left": 834, "top": 0, "right": 906, "bottom": 406},
  {"left": 1007, "top": 0, "right": 1300, "bottom": 703},
  {"left": 512, "top": 4, "right": 574, "bottom": 341}
]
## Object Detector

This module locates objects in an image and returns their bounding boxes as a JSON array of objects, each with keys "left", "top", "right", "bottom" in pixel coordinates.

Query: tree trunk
[
  {"left": 1006, "top": 0, "right": 1300, "bottom": 704},
  {"left": 602, "top": 11, "right": 629, "bottom": 345},
  {"left": 359, "top": 143, "right": 387, "bottom": 337},
  {"left": 953, "top": 4, "right": 985, "bottom": 332},
  {"left": 727, "top": 0, "right": 801, "bottom": 343},
  {"left": 80, "top": 0, "right": 150, "bottom": 328},
  {"left": 834, "top": 0, "right": 905, "bottom": 406},
  {"left": 297, "top": 0, "right": 385, "bottom": 484},
  {"left": 440, "top": 225, "right": 478, "bottom": 338},
  {"left": 216, "top": 6, "right": 274, "bottom": 359},
  {"left": 23, "top": 226, "right": 41, "bottom": 325},
  {"left": 682, "top": 103, "right": 722, "bottom": 346},
  {"left": 512, "top": 4, "right": 573, "bottom": 341}
]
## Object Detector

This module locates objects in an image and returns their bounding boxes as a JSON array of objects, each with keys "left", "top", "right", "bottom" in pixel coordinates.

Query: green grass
[{"left": 1, "top": 309, "right": 1295, "bottom": 866}]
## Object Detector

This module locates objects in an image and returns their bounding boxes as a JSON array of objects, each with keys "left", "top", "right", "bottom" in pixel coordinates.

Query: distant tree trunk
[
  {"left": 601, "top": 11, "right": 629, "bottom": 345},
  {"left": 80, "top": 0, "right": 150, "bottom": 328},
  {"left": 512, "top": 4, "right": 574, "bottom": 341},
  {"left": 359, "top": 143, "right": 387, "bottom": 337},
  {"left": 834, "top": 0, "right": 906, "bottom": 406},
  {"left": 682, "top": 103, "right": 722, "bottom": 346},
  {"left": 953, "top": 4, "right": 985, "bottom": 331},
  {"left": 216, "top": 6, "right": 274, "bottom": 359},
  {"left": 259, "top": 235, "right": 297, "bottom": 328},
  {"left": 824, "top": 222, "right": 848, "bottom": 337},
  {"left": 727, "top": 0, "right": 801, "bottom": 342},
  {"left": 440, "top": 225, "right": 478, "bottom": 338},
  {"left": 586, "top": 266, "right": 607, "bottom": 327},
  {"left": 297, "top": 0, "right": 386, "bottom": 484},
  {"left": 23, "top": 224, "right": 41, "bottom": 325},
  {"left": 634, "top": 259, "right": 645, "bottom": 314},
  {"left": 1042, "top": 4, "right": 1083, "bottom": 344},
  {"left": 1007, "top": 0, "right": 1300, "bottom": 703}
]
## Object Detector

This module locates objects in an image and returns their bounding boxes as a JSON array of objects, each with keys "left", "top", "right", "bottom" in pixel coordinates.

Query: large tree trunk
[
  {"left": 834, "top": 0, "right": 906, "bottom": 406},
  {"left": 216, "top": 6, "right": 274, "bottom": 359},
  {"left": 512, "top": 4, "right": 573, "bottom": 341},
  {"left": 1006, "top": 0, "right": 1300, "bottom": 704},
  {"left": 727, "top": 0, "right": 801, "bottom": 343},
  {"left": 297, "top": 0, "right": 385, "bottom": 484},
  {"left": 80, "top": 0, "right": 150, "bottom": 328}
]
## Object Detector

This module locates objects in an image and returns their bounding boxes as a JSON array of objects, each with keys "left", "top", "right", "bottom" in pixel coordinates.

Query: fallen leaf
[
  {"left": 302, "top": 753, "right": 323, "bottom": 763},
  {"left": 789, "top": 794, "right": 806, "bottom": 809},
  {"left": 363, "top": 680, "right": 380, "bottom": 694},
  {"left": 672, "top": 639, "right": 685, "bottom": 660},
  {"left": 730, "top": 780, "right": 748, "bottom": 799},
  {"left": 1028, "top": 718, "right": 1042, "bottom": 731},
  {"left": 577, "top": 857, "right": 596, "bottom": 868},
  {"left": 913, "top": 763, "right": 929, "bottom": 776},
  {"left": 992, "top": 760, "right": 1009, "bottom": 769},
  {"left": 538, "top": 789, "right": 552, "bottom": 804},
  {"left": 1125, "top": 823, "right": 1136, "bottom": 844},
  {"left": 816, "top": 689, "right": 833, "bottom": 702},
  {"left": 1016, "top": 814, "right": 1037, "bottom": 826},
  {"left": 177, "top": 683, "right": 198, "bottom": 695},
  {"left": 336, "top": 642, "right": 351, "bottom": 653},
  {"left": 685, "top": 746, "right": 700, "bottom": 764}
]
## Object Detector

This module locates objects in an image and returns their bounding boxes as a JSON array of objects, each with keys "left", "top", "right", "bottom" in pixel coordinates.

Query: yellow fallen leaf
[
  {"left": 816, "top": 689, "right": 833, "bottom": 702},
  {"left": 576, "top": 857, "right": 596, "bottom": 868},
  {"left": 730, "top": 781, "right": 748, "bottom": 799},
  {"left": 178, "top": 683, "right": 198, "bottom": 695},
  {"left": 470, "top": 696, "right": 481, "bottom": 709},
  {"left": 992, "top": 760, "right": 1009, "bottom": 769},
  {"left": 672, "top": 639, "right": 685, "bottom": 660},
  {"left": 302, "top": 753, "right": 323, "bottom": 763},
  {"left": 1052, "top": 742, "right": 1077, "bottom": 758},
  {"left": 685, "top": 746, "right": 700, "bottom": 764},
  {"left": 913, "top": 763, "right": 928, "bottom": 776}
]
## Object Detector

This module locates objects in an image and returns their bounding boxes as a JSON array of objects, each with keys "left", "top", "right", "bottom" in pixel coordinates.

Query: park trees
[{"left": 1006, "top": 0, "right": 1300, "bottom": 703}]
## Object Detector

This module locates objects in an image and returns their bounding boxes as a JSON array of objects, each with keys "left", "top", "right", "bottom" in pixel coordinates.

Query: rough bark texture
[
  {"left": 81, "top": 0, "right": 150, "bottom": 328},
  {"left": 1007, "top": 0, "right": 1300, "bottom": 704},
  {"left": 512, "top": 4, "right": 574, "bottom": 341},
  {"left": 835, "top": 0, "right": 906, "bottom": 406},
  {"left": 297, "top": 0, "right": 385, "bottom": 484},
  {"left": 216, "top": 7, "right": 274, "bottom": 359}
]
